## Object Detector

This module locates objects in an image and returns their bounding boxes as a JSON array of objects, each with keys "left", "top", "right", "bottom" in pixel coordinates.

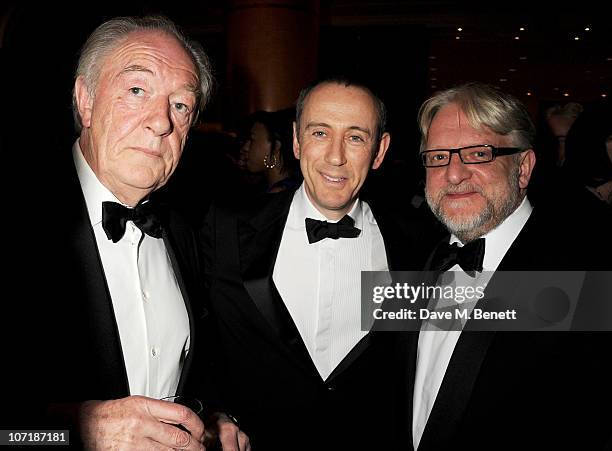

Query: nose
[
  {"left": 144, "top": 98, "right": 173, "bottom": 137},
  {"left": 444, "top": 152, "right": 472, "bottom": 185},
  {"left": 324, "top": 136, "right": 347, "bottom": 166}
]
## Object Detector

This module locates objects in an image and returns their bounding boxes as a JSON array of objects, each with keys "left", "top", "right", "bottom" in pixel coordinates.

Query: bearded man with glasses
[{"left": 390, "top": 83, "right": 611, "bottom": 451}]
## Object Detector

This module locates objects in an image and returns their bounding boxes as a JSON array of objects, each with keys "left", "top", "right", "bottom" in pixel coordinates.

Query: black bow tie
[
  {"left": 102, "top": 200, "right": 163, "bottom": 243},
  {"left": 430, "top": 238, "right": 485, "bottom": 276},
  {"left": 305, "top": 215, "right": 361, "bottom": 244}
]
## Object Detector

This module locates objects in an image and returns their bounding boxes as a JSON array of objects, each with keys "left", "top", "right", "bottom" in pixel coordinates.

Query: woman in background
[{"left": 239, "top": 108, "right": 301, "bottom": 193}]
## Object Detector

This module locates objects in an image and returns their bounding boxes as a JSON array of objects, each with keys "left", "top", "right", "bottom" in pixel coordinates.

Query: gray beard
[{"left": 426, "top": 166, "right": 522, "bottom": 243}]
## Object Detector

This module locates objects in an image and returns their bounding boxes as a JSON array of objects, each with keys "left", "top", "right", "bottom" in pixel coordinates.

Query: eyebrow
[
  {"left": 305, "top": 122, "right": 372, "bottom": 136},
  {"left": 120, "top": 65, "right": 154, "bottom": 75},
  {"left": 119, "top": 65, "right": 199, "bottom": 95}
]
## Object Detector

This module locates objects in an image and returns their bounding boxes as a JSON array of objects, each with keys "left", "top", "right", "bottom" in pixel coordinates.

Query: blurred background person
[
  {"left": 531, "top": 102, "right": 583, "bottom": 206},
  {"left": 563, "top": 99, "right": 612, "bottom": 207},
  {"left": 238, "top": 108, "right": 301, "bottom": 193},
  {"left": 545, "top": 102, "right": 584, "bottom": 166}
]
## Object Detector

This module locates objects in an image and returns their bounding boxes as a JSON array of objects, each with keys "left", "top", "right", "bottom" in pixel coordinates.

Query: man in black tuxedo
[
  {"left": 395, "top": 82, "right": 611, "bottom": 450},
  {"left": 4, "top": 15, "right": 247, "bottom": 450},
  {"left": 201, "top": 78, "right": 427, "bottom": 450}
]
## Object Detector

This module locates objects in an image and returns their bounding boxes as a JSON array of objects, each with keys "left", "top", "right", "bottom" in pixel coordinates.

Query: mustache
[{"left": 440, "top": 183, "right": 483, "bottom": 196}]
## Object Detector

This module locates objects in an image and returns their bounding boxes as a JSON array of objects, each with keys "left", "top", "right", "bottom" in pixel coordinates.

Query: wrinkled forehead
[{"left": 101, "top": 30, "right": 197, "bottom": 77}]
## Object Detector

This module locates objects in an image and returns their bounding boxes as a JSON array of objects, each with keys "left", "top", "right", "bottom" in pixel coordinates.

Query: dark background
[{"left": 1, "top": 1, "right": 610, "bottom": 220}]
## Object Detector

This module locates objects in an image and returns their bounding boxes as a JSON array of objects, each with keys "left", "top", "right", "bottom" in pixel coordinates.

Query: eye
[
  {"left": 348, "top": 135, "right": 365, "bottom": 143},
  {"left": 432, "top": 153, "right": 448, "bottom": 161},
  {"left": 312, "top": 130, "right": 327, "bottom": 138},
  {"left": 129, "top": 87, "right": 144, "bottom": 96},
  {"left": 174, "top": 102, "right": 191, "bottom": 114}
]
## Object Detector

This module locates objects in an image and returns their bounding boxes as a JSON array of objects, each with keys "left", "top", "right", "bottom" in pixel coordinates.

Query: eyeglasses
[{"left": 420, "top": 144, "right": 523, "bottom": 167}]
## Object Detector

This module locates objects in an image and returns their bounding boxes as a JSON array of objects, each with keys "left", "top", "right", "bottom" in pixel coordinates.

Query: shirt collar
[
  {"left": 450, "top": 196, "right": 533, "bottom": 272},
  {"left": 292, "top": 182, "right": 363, "bottom": 230},
  {"left": 72, "top": 139, "right": 126, "bottom": 226}
]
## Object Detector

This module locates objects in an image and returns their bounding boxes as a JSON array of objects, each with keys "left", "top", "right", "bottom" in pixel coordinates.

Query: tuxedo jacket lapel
[
  {"left": 394, "top": 331, "right": 418, "bottom": 450},
  {"left": 66, "top": 168, "right": 130, "bottom": 398},
  {"left": 239, "top": 191, "right": 292, "bottom": 336},
  {"left": 238, "top": 191, "right": 320, "bottom": 377},
  {"left": 417, "top": 331, "right": 495, "bottom": 450}
]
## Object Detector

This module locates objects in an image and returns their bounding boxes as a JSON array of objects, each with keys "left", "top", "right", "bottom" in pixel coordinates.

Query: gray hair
[
  {"left": 72, "top": 15, "right": 213, "bottom": 131},
  {"left": 417, "top": 82, "right": 535, "bottom": 152}
]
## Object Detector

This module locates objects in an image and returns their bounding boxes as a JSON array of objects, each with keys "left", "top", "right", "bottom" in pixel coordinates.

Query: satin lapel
[
  {"left": 67, "top": 170, "right": 129, "bottom": 398},
  {"left": 326, "top": 333, "right": 372, "bottom": 383},
  {"left": 239, "top": 192, "right": 320, "bottom": 376},
  {"left": 400, "top": 331, "right": 419, "bottom": 450},
  {"left": 240, "top": 193, "right": 292, "bottom": 335},
  {"left": 162, "top": 231, "right": 196, "bottom": 395},
  {"left": 415, "top": 233, "right": 494, "bottom": 450},
  {"left": 495, "top": 211, "right": 536, "bottom": 271},
  {"left": 418, "top": 330, "right": 495, "bottom": 450}
]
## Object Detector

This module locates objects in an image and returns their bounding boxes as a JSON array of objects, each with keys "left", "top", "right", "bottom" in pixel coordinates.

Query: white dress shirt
[
  {"left": 273, "top": 184, "right": 389, "bottom": 380},
  {"left": 412, "top": 196, "right": 533, "bottom": 449},
  {"left": 73, "top": 141, "right": 190, "bottom": 399}
]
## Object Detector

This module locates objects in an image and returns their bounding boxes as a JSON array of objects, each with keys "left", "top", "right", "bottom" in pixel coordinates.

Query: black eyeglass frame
[{"left": 420, "top": 144, "right": 524, "bottom": 167}]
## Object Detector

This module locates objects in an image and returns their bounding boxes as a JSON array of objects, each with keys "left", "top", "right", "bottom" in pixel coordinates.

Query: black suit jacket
[
  {"left": 200, "top": 189, "right": 432, "bottom": 450},
  {"left": 392, "top": 205, "right": 612, "bottom": 451},
  {"left": 3, "top": 147, "right": 208, "bottom": 436}
]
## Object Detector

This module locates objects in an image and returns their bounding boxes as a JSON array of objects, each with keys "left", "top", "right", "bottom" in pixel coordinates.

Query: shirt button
[
  {"left": 151, "top": 348, "right": 158, "bottom": 357},
  {"left": 142, "top": 291, "right": 149, "bottom": 301}
]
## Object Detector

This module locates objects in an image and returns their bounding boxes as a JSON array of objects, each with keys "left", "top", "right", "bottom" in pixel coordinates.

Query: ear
[
  {"left": 74, "top": 76, "right": 93, "bottom": 128},
  {"left": 518, "top": 149, "right": 536, "bottom": 189},
  {"left": 292, "top": 121, "right": 300, "bottom": 159},
  {"left": 371, "top": 132, "right": 391, "bottom": 170}
]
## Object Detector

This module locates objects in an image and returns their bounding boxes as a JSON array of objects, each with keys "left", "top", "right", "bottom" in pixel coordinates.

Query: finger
[
  {"left": 238, "top": 431, "right": 250, "bottom": 451},
  {"left": 146, "top": 420, "right": 205, "bottom": 451},
  {"left": 147, "top": 398, "right": 206, "bottom": 441},
  {"left": 218, "top": 423, "right": 240, "bottom": 451}
]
